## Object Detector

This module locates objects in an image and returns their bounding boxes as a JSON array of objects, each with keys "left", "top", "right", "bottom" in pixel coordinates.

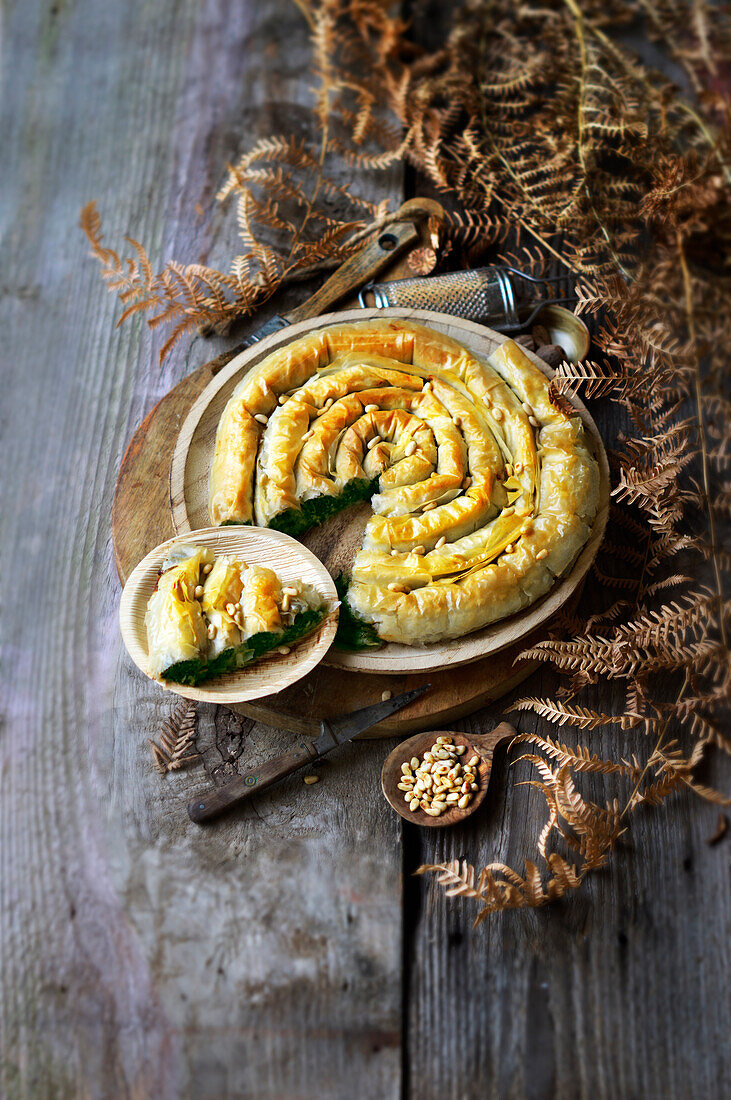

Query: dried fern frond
[{"left": 149, "top": 700, "right": 200, "bottom": 774}]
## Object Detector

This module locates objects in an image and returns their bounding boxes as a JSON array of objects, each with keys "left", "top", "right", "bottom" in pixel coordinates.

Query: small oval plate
[{"left": 119, "top": 526, "right": 339, "bottom": 703}]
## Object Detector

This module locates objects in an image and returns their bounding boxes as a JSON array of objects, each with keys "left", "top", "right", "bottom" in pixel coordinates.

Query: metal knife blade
[
  {"left": 187, "top": 683, "right": 431, "bottom": 824},
  {"left": 313, "top": 684, "right": 432, "bottom": 754},
  {"left": 242, "top": 219, "right": 419, "bottom": 346}
]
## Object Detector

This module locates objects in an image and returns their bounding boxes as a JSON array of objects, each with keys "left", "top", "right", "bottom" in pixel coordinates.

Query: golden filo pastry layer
[{"left": 208, "top": 320, "right": 600, "bottom": 645}]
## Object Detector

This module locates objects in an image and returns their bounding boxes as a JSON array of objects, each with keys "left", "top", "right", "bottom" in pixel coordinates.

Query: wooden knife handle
[
  {"left": 188, "top": 740, "right": 319, "bottom": 824},
  {"left": 284, "top": 220, "right": 419, "bottom": 325}
]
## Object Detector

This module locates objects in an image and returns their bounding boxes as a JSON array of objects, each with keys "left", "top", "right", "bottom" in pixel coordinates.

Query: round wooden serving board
[
  {"left": 113, "top": 311, "right": 608, "bottom": 737},
  {"left": 169, "top": 309, "right": 609, "bottom": 675}
]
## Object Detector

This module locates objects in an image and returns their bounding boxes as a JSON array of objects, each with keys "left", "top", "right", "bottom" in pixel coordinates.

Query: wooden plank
[
  {"left": 403, "top": 8, "right": 731, "bottom": 1099},
  {"left": 0, "top": 1, "right": 405, "bottom": 1096},
  {"left": 3, "top": 0, "right": 729, "bottom": 1097},
  {"left": 404, "top": 679, "right": 731, "bottom": 1099}
]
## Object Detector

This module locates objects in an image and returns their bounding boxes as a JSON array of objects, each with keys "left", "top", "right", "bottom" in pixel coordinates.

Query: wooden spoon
[{"left": 381, "top": 722, "right": 516, "bottom": 827}]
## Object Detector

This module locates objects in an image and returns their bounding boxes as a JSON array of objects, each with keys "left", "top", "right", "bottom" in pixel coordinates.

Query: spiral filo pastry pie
[{"left": 209, "top": 320, "right": 600, "bottom": 646}]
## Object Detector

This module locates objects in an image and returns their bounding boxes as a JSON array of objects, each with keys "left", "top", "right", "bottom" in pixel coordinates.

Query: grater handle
[{"left": 359, "top": 267, "right": 521, "bottom": 328}]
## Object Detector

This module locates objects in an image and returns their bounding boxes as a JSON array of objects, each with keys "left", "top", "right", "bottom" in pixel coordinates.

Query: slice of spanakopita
[{"left": 145, "top": 545, "right": 327, "bottom": 685}]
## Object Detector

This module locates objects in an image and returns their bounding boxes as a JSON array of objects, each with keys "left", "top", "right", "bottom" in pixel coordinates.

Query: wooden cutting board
[
  {"left": 112, "top": 342, "right": 604, "bottom": 735},
  {"left": 112, "top": 214, "right": 607, "bottom": 735},
  {"left": 169, "top": 308, "right": 609, "bottom": 676}
]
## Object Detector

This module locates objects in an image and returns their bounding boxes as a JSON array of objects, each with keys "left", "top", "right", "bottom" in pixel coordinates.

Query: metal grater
[{"left": 358, "top": 266, "right": 572, "bottom": 331}]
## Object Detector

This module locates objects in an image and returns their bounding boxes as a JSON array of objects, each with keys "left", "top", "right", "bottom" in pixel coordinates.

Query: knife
[
  {"left": 188, "top": 683, "right": 431, "bottom": 823},
  {"left": 241, "top": 216, "right": 420, "bottom": 347}
]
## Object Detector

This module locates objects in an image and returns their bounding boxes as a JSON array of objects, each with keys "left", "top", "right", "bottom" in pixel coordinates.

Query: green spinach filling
[
  {"left": 163, "top": 606, "right": 327, "bottom": 686},
  {"left": 267, "top": 477, "right": 379, "bottom": 538},
  {"left": 333, "top": 574, "right": 382, "bottom": 651}
]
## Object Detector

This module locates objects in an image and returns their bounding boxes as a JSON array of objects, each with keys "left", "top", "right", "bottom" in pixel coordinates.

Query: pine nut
[
  {"left": 207, "top": 624, "right": 217, "bottom": 639},
  {"left": 436, "top": 736, "right": 452, "bottom": 744},
  {"left": 458, "top": 794, "right": 470, "bottom": 808},
  {"left": 381, "top": 690, "right": 392, "bottom": 701},
  {"left": 202, "top": 562, "right": 213, "bottom": 574},
  {"left": 446, "top": 793, "right": 460, "bottom": 803},
  {"left": 467, "top": 755, "right": 480, "bottom": 767},
  {"left": 422, "top": 501, "right": 438, "bottom": 511},
  {"left": 492, "top": 407, "right": 503, "bottom": 422},
  {"left": 410, "top": 757, "right": 419, "bottom": 769},
  {"left": 454, "top": 745, "right": 466, "bottom": 754},
  {"left": 522, "top": 402, "right": 533, "bottom": 415},
  {"left": 364, "top": 403, "right": 378, "bottom": 413},
  {"left": 462, "top": 476, "right": 472, "bottom": 489},
  {"left": 303, "top": 774, "right": 319, "bottom": 784},
  {"left": 194, "top": 585, "right": 204, "bottom": 599},
  {"left": 405, "top": 440, "right": 417, "bottom": 456},
  {"left": 254, "top": 413, "right": 268, "bottom": 425},
  {"left": 278, "top": 394, "right": 288, "bottom": 405},
  {"left": 226, "top": 603, "right": 236, "bottom": 617},
  {"left": 367, "top": 437, "right": 379, "bottom": 450},
  {"left": 409, "top": 797, "right": 420, "bottom": 811},
  {"left": 424, "top": 807, "right": 442, "bottom": 817},
  {"left": 435, "top": 536, "right": 446, "bottom": 548},
  {"left": 303, "top": 430, "right": 313, "bottom": 441},
  {"left": 281, "top": 594, "right": 291, "bottom": 613},
  {"left": 503, "top": 506, "right": 515, "bottom": 517},
  {"left": 412, "top": 545, "right": 426, "bottom": 556},
  {"left": 278, "top": 646, "right": 291, "bottom": 655},
  {"left": 529, "top": 416, "right": 539, "bottom": 428},
  {"left": 401, "top": 762, "right": 412, "bottom": 774},
  {"left": 537, "top": 548, "right": 548, "bottom": 560},
  {"left": 397, "top": 782, "right": 412, "bottom": 792},
  {"left": 505, "top": 544, "right": 514, "bottom": 554}
]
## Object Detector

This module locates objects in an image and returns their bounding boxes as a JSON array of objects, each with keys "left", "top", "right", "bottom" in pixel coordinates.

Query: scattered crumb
[
  {"left": 304, "top": 774, "right": 319, "bottom": 785},
  {"left": 381, "top": 690, "right": 392, "bottom": 701}
]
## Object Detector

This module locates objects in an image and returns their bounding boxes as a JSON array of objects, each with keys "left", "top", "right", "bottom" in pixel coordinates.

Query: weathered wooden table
[{"left": 2, "top": 2, "right": 728, "bottom": 1097}]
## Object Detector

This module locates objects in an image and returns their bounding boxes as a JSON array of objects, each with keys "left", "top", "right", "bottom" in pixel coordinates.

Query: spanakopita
[
  {"left": 208, "top": 320, "right": 600, "bottom": 646},
  {"left": 145, "top": 544, "right": 326, "bottom": 684}
]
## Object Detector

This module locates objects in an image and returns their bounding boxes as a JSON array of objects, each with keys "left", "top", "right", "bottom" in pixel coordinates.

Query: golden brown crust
[{"left": 208, "top": 321, "right": 600, "bottom": 645}]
